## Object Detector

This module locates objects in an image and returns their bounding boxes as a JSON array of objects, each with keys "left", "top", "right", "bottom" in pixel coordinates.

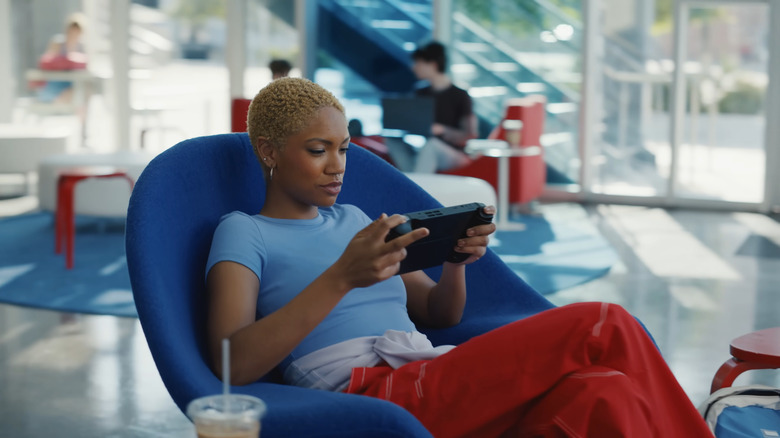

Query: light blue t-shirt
[{"left": 206, "top": 204, "right": 416, "bottom": 371}]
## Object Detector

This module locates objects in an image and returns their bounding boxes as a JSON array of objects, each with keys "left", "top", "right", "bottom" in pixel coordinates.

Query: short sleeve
[
  {"left": 205, "top": 212, "right": 265, "bottom": 282},
  {"left": 342, "top": 204, "right": 373, "bottom": 228}
]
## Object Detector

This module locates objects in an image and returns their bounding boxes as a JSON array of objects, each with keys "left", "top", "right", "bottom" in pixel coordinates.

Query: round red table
[
  {"left": 710, "top": 327, "right": 780, "bottom": 393},
  {"left": 55, "top": 166, "right": 134, "bottom": 269}
]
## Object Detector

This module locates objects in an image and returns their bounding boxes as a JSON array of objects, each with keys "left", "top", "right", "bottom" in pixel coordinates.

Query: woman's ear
[{"left": 257, "top": 137, "right": 277, "bottom": 167}]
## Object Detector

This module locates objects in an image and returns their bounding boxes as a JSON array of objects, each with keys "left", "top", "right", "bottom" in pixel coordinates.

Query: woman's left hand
[{"left": 449, "top": 205, "right": 497, "bottom": 265}]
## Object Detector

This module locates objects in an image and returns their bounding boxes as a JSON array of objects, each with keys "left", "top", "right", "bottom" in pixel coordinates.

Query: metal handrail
[
  {"left": 602, "top": 63, "right": 722, "bottom": 154},
  {"left": 452, "top": 11, "right": 581, "bottom": 103},
  {"left": 532, "top": 0, "right": 583, "bottom": 31},
  {"left": 382, "top": 0, "right": 432, "bottom": 29}
]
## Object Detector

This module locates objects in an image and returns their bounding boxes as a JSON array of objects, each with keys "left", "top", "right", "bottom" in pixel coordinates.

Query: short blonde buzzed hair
[{"left": 246, "top": 77, "right": 345, "bottom": 169}]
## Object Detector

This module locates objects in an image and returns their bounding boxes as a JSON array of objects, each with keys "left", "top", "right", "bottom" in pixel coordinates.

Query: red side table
[
  {"left": 710, "top": 327, "right": 780, "bottom": 393},
  {"left": 55, "top": 166, "right": 135, "bottom": 269}
]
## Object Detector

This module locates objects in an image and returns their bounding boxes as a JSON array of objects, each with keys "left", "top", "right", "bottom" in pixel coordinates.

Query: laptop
[{"left": 381, "top": 96, "right": 435, "bottom": 136}]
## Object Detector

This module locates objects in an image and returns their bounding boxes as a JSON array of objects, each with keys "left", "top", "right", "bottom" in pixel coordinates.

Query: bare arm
[
  {"left": 43, "top": 40, "right": 62, "bottom": 57},
  {"left": 404, "top": 205, "right": 497, "bottom": 328},
  {"left": 207, "top": 214, "right": 430, "bottom": 385},
  {"left": 403, "top": 263, "right": 466, "bottom": 327},
  {"left": 433, "top": 113, "right": 478, "bottom": 149},
  {"left": 207, "top": 261, "right": 351, "bottom": 385}
]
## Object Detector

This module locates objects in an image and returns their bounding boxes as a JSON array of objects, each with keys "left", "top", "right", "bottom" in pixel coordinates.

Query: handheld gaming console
[{"left": 385, "top": 202, "right": 494, "bottom": 274}]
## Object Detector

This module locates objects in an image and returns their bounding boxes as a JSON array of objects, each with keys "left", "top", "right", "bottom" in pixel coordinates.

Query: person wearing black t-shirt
[{"left": 411, "top": 42, "right": 478, "bottom": 172}]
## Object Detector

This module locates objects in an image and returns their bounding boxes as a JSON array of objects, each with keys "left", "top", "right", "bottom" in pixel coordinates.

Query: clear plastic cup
[{"left": 187, "top": 394, "right": 266, "bottom": 438}]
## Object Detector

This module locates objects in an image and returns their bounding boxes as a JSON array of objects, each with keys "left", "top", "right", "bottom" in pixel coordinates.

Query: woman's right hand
[{"left": 333, "top": 214, "right": 429, "bottom": 289}]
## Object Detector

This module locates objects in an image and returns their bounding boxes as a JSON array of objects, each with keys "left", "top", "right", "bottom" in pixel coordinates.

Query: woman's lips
[{"left": 321, "top": 182, "right": 342, "bottom": 196}]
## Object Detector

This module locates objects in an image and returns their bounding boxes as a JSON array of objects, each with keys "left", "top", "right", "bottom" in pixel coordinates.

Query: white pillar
[
  {"left": 258, "top": 2, "right": 271, "bottom": 70},
  {"left": 667, "top": 2, "right": 689, "bottom": 201},
  {"left": 295, "top": 0, "right": 318, "bottom": 80},
  {"left": 432, "top": 0, "right": 452, "bottom": 46},
  {"left": 579, "top": 0, "right": 602, "bottom": 194},
  {"left": 764, "top": 2, "right": 780, "bottom": 213},
  {"left": 82, "top": 0, "right": 99, "bottom": 71},
  {"left": 0, "top": 0, "right": 14, "bottom": 123},
  {"left": 110, "top": 0, "right": 131, "bottom": 151},
  {"left": 227, "top": 0, "right": 247, "bottom": 99}
]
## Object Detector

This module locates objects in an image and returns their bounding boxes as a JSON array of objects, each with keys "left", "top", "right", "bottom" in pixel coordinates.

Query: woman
[
  {"left": 206, "top": 77, "right": 711, "bottom": 437},
  {"left": 36, "top": 13, "right": 88, "bottom": 104}
]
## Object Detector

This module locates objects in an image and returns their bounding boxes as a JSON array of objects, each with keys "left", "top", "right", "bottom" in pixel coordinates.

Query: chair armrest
[
  {"left": 156, "top": 350, "right": 433, "bottom": 437},
  {"left": 237, "top": 382, "right": 434, "bottom": 438}
]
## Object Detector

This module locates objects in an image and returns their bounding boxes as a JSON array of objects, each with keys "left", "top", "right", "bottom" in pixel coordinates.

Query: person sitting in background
[
  {"left": 35, "top": 12, "right": 88, "bottom": 104},
  {"left": 411, "top": 41, "right": 477, "bottom": 173},
  {"left": 269, "top": 59, "right": 292, "bottom": 80}
]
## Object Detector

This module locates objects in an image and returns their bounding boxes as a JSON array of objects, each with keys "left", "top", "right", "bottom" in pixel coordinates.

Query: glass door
[
  {"left": 669, "top": 1, "right": 769, "bottom": 205},
  {"left": 585, "top": 0, "right": 672, "bottom": 198},
  {"left": 580, "top": 0, "right": 776, "bottom": 211}
]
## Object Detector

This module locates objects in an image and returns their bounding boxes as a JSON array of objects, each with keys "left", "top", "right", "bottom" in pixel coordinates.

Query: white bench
[
  {"left": 38, "top": 151, "right": 156, "bottom": 217},
  {"left": 0, "top": 124, "right": 70, "bottom": 193},
  {"left": 404, "top": 173, "right": 497, "bottom": 208}
]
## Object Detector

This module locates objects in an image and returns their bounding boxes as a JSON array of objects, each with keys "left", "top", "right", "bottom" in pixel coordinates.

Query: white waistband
[{"left": 284, "top": 330, "right": 455, "bottom": 392}]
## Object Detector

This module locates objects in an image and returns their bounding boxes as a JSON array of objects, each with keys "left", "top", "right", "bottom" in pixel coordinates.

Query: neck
[
  {"left": 260, "top": 186, "right": 319, "bottom": 219},
  {"left": 429, "top": 73, "right": 451, "bottom": 91}
]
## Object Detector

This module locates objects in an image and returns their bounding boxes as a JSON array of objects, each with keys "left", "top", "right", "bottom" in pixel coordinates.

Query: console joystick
[
  {"left": 386, "top": 216, "right": 413, "bottom": 241},
  {"left": 447, "top": 206, "right": 494, "bottom": 263}
]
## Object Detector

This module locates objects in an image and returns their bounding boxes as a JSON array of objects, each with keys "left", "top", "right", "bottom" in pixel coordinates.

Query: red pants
[{"left": 345, "top": 302, "right": 711, "bottom": 437}]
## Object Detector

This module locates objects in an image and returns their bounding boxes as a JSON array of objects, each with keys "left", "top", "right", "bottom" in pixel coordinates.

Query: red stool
[
  {"left": 710, "top": 327, "right": 780, "bottom": 393},
  {"left": 55, "top": 166, "right": 135, "bottom": 269}
]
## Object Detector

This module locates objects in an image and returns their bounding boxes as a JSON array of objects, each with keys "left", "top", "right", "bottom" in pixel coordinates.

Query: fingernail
[
  {"left": 458, "top": 240, "right": 465, "bottom": 246},
  {"left": 467, "top": 229, "right": 474, "bottom": 236}
]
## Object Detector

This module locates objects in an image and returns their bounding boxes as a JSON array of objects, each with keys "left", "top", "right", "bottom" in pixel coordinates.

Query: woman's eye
[
  {"left": 308, "top": 149, "right": 325, "bottom": 155},
  {"left": 339, "top": 147, "right": 350, "bottom": 154}
]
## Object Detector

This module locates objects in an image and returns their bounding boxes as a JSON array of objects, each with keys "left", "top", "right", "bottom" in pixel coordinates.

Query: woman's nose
[{"left": 326, "top": 152, "right": 346, "bottom": 174}]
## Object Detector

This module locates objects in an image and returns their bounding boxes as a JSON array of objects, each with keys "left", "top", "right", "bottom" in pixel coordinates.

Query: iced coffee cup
[{"left": 187, "top": 394, "right": 266, "bottom": 438}]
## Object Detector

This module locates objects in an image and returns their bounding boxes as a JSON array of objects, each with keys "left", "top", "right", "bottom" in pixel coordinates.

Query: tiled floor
[{"left": 1, "top": 194, "right": 779, "bottom": 436}]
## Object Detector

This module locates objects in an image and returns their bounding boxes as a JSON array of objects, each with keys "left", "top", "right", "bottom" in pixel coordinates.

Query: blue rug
[
  {"left": 0, "top": 213, "right": 136, "bottom": 317},
  {"left": 490, "top": 213, "right": 618, "bottom": 295},
  {"left": 0, "top": 211, "right": 617, "bottom": 317}
]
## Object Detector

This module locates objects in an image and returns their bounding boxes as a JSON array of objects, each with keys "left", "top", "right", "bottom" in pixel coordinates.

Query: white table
[
  {"left": 25, "top": 69, "right": 106, "bottom": 146},
  {"left": 25, "top": 69, "right": 105, "bottom": 111},
  {"left": 465, "top": 140, "right": 542, "bottom": 230}
]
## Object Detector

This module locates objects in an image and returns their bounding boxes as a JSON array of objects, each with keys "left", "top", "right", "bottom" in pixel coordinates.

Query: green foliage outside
[
  {"left": 719, "top": 80, "right": 764, "bottom": 114},
  {"left": 653, "top": 81, "right": 764, "bottom": 115},
  {"left": 454, "top": 0, "right": 581, "bottom": 39},
  {"left": 170, "top": 0, "right": 226, "bottom": 43},
  {"left": 651, "top": 2, "right": 760, "bottom": 114},
  {"left": 170, "top": 0, "right": 226, "bottom": 26},
  {"left": 653, "top": 0, "right": 723, "bottom": 35}
]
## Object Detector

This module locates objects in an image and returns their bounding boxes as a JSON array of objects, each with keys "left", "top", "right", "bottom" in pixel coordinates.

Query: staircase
[
  {"left": 447, "top": 1, "right": 582, "bottom": 182},
  {"left": 317, "top": 0, "right": 431, "bottom": 93},
  {"left": 269, "top": 0, "right": 599, "bottom": 183}
]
